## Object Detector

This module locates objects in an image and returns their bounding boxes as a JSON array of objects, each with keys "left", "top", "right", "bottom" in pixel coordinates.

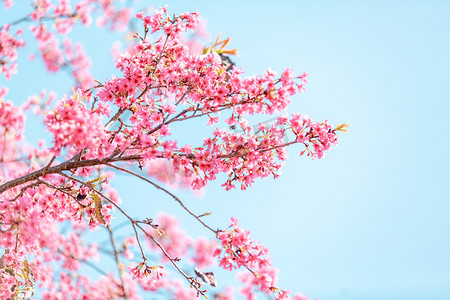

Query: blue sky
[{"left": 2, "top": 1, "right": 449, "bottom": 299}]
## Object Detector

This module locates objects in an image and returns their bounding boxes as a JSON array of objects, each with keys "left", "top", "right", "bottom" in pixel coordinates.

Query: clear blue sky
[{"left": 2, "top": 1, "right": 449, "bottom": 299}]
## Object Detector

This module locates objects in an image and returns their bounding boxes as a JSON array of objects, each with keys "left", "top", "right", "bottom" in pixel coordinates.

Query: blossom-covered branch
[{"left": 0, "top": 2, "right": 346, "bottom": 299}]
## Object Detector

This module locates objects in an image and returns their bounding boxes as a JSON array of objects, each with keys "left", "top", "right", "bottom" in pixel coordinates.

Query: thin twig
[
  {"left": 36, "top": 178, "right": 80, "bottom": 204},
  {"left": 131, "top": 222, "right": 147, "bottom": 262},
  {"left": 105, "top": 162, "right": 217, "bottom": 234},
  {"left": 0, "top": 14, "right": 30, "bottom": 29},
  {"left": 107, "top": 225, "right": 130, "bottom": 300}
]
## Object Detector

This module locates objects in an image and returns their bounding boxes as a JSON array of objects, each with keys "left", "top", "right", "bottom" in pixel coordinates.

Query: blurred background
[{"left": 3, "top": 0, "right": 449, "bottom": 299}]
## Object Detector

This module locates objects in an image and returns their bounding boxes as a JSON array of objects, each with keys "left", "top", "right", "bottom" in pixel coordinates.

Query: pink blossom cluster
[
  {"left": 286, "top": 113, "right": 339, "bottom": 159},
  {"left": 30, "top": 24, "right": 64, "bottom": 72},
  {"left": 0, "top": 189, "right": 73, "bottom": 297},
  {"left": 183, "top": 18, "right": 210, "bottom": 55},
  {"left": 145, "top": 158, "right": 202, "bottom": 192},
  {"left": 62, "top": 39, "right": 94, "bottom": 89},
  {"left": 0, "top": 93, "right": 26, "bottom": 177},
  {"left": 23, "top": 89, "right": 58, "bottom": 115},
  {"left": 29, "top": 24, "right": 94, "bottom": 88},
  {"left": 144, "top": 212, "right": 193, "bottom": 261},
  {"left": 215, "top": 218, "right": 313, "bottom": 300},
  {"left": 92, "top": 0, "right": 132, "bottom": 31},
  {"left": 214, "top": 218, "right": 271, "bottom": 271},
  {"left": 0, "top": 250, "right": 29, "bottom": 300},
  {"left": 192, "top": 236, "right": 218, "bottom": 268},
  {"left": 25, "top": 0, "right": 93, "bottom": 80},
  {"left": 40, "top": 271, "right": 140, "bottom": 300},
  {"left": 135, "top": 7, "right": 200, "bottom": 36},
  {"left": 29, "top": 0, "right": 91, "bottom": 31},
  {"left": 0, "top": 25, "right": 25, "bottom": 79},
  {"left": 0, "top": 170, "right": 119, "bottom": 298},
  {"left": 0, "top": 94, "right": 25, "bottom": 140},
  {"left": 176, "top": 111, "right": 339, "bottom": 191},
  {"left": 0, "top": 0, "right": 136, "bottom": 83},
  {"left": 129, "top": 262, "right": 164, "bottom": 290},
  {"left": 2, "top": 0, "right": 13, "bottom": 9},
  {"left": 44, "top": 92, "right": 110, "bottom": 157}
]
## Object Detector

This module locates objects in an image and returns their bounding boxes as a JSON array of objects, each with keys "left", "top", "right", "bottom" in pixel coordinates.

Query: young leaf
[{"left": 92, "top": 193, "right": 106, "bottom": 224}]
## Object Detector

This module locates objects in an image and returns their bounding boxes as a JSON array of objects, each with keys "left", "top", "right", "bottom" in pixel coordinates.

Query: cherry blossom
[{"left": 0, "top": 2, "right": 347, "bottom": 299}]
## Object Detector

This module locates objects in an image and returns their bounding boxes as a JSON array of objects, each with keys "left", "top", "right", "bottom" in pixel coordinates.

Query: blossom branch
[
  {"left": 55, "top": 171, "right": 208, "bottom": 297},
  {"left": 134, "top": 222, "right": 208, "bottom": 298},
  {"left": 0, "top": 154, "right": 141, "bottom": 194},
  {"left": 36, "top": 178, "right": 79, "bottom": 204}
]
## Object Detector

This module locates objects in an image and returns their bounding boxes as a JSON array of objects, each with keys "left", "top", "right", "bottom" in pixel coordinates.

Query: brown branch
[
  {"left": 43, "top": 156, "right": 56, "bottom": 170},
  {"left": 0, "top": 14, "right": 30, "bottom": 29},
  {"left": 0, "top": 154, "right": 141, "bottom": 195}
]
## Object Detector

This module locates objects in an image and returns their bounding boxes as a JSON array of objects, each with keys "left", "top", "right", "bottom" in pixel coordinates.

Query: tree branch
[{"left": 0, "top": 155, "right": 141, "bottom": 194}]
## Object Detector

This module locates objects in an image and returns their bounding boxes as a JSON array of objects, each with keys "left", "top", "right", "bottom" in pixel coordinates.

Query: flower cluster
[
  {"left": 2, "top": 0, "right": 13, "bottom": 9},
  {"left": 63, "top": 39, "right": 94, "bottom": 89},
  {"left": 44, "top": 91, "right": 110, "bottom": 157},
  {"left": 145, "top": 212, "right": 193, "bottom": 261},
  {"left": 0, "top": 25, "right": 25, "bottom": 79},
  {"left": 94, "top": 0, "right": 133, "bottom": 31},
  {"left": 215, "top": 218, "right": 271, "bottom": 271},
  {"left": 0, "top": 0, "right": 136, "bottom": 83},
  {"left": 0, "top": 95, "right": 25, "bottom": 140},
  {"left": 135, "top": 7, "right": 200, "bottom": 36},
  {"left": 0, "top": 94, "right": 27, "bottom": 181},
  {"left": 129, "top": 262, "right": 164, "bottom": 289},
  {"left": 215, "top": 218, "right": 313, "bottom": 300}
]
